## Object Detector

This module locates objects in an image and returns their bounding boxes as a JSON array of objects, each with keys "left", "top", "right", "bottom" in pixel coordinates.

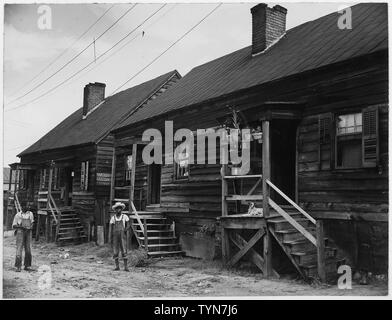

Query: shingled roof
[
  {"left": 115, "top": 3, "right": 387, "bottom": 130},
  {"left": 19, "top": 70, "right": 180, "bottom": 156}
]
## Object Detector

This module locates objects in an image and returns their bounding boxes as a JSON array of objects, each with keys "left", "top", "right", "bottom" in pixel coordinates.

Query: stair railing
[
  {"left": 14, "top": 192, "right": 22, "bottom": 213},
  {"left": 265, "top": 179, "right": 316, "bottom": 246},
  {"left": 130, "top": 200, "right": 144, "bottom": 234},
  {"left": 265, "top": 179, "right": 326, "bottom": 281}
]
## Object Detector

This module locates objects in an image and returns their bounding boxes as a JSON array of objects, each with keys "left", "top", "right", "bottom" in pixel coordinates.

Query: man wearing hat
[
  {"left": 109, "top": 202, "right": 130, "bottom": 271},
  {"left": 12, "top": 205, "right": 34, "bottom": 272}
]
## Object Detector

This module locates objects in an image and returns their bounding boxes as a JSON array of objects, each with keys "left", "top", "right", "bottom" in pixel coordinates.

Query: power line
[
  {"left": 6, "top": 4, "right": 167, "bottom": 112},
  {"left": 7, "top": 4, "right": 115, "bottom": 99},
  {"left": 111, "top": 3, "right": 222, "bottom": 95},
  {"left": 6, "top": 4, "right": 137, "bottom": 106},
  {"left": 72, "top": 4, "right": 179, "bottom": 83}
]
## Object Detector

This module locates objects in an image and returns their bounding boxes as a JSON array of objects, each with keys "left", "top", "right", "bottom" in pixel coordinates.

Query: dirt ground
[{"left": 2, "top": 234, "right": 388, "bottom": 298}]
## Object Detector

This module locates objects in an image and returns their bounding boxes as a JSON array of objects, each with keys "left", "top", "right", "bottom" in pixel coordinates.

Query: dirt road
[{"left": 2, "top": 235, "right": 387, "bottom": 298}]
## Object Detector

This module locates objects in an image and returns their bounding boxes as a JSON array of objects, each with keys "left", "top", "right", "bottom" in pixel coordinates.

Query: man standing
[
  {"left": 12, "top": 205, "right": 34, "bottom": 272},
  {"left": 110, "top": 202, "right": 130, "bottom": 271}
]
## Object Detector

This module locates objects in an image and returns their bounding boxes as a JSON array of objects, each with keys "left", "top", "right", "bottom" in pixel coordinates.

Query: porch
[{"left": 219, "top": 119, "right": 344, "bottom": 282}]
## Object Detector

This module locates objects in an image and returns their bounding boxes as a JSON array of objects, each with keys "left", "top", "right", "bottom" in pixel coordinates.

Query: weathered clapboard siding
[{"left": 95, "top": 134, "right": 115, "bottom": 199}]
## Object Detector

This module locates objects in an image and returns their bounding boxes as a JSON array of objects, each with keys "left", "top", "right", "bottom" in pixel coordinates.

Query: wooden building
[
  {"left": 13, "top": 71, "right": 181, "bottom": 242},
  {"left": 110, "top": 3, "right": 388, "bottom": 278}
]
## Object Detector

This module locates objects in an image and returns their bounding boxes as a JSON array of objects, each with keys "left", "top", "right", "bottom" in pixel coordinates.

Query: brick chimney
[
  {"left": 251, "top": 3, "right": 287, "bottom": 55},
  {"left": 82, "top": 82, "right": 106, "bottom": 118}
]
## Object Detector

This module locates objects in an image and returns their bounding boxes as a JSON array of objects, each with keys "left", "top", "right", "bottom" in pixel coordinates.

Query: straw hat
[{"left": 112, "top": 202, "right": 125, "bottom": 210}]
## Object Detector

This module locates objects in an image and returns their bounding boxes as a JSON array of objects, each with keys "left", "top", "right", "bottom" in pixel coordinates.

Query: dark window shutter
[
  {"left": 362, "top": 106, "right": 379, "bottom": 167},
  {"left": 318, "top": 113, "right": 334, "bottom": 170}
]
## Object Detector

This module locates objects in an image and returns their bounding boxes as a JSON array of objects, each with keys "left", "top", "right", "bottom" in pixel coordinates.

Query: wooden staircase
[
  {"left": 220, "top": 164, "right": 346, "bottom": 282},
  {"left": 267, "top": 206, "right": 345, "bottom": 282},
  {"left": 37, "top": 190, "right": 86, "bottom": 244},
  {"left": 55, "top": 207, "right": 87, "bottom": 244}
]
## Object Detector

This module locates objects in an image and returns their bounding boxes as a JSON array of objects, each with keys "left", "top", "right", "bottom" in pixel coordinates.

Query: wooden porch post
[
  {"left": 262, "top": 120, "right": 273, "bottom": 276},
  {"left": 129, "top": 144, "right": 137, "bottom": 207},
  {"left": 109, "top": 147, "right": 116, "bottom": 206},
  {"left": 316, "top": 219, "right": 326, "bottom": 282},
  {"left": 221, "top": 164, "right": 230, "bottom": 263}
]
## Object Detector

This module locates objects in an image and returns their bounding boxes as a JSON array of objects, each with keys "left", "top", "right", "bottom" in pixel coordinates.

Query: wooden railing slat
[
  {"left": 269, "top": 198, "right": 317, "bottom": 246},
  {"left": 266, "top": 179, "right": 316, "bottom": 224}
]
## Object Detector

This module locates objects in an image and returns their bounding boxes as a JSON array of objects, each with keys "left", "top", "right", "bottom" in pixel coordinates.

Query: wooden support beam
[
  {"left": 228, "top": 228, "right": 265, "bottom": 266},
  {"left": 262, "top": 120, "right": 272, "bottom": 277},
  {"left": 316, "top": 220, "right": 326, "bottom": 282},
  {"left": 262, "top": 120, "right": 270, "bottom": 218},
  {"left": 222, "top": 227, "right": 230, "bottom": 264},
  {"left": 230, "top": 232, "right": 279, "bottom": 278},
  {"left": 109, "top": 147, "right": 116, "bottom": 205},
  {"left": 129, "top": 144, "right": 137, "bottom": 204}
]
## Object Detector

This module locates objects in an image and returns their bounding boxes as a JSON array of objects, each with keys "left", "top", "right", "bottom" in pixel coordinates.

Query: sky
[{"left": 2, "top": 1, "right": 355, "bottom": 166}]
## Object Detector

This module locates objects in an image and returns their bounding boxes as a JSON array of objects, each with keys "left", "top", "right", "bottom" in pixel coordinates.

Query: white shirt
[
  {"left": 12, "top": 211, "right": 34, "bottom": 229},
  {"left": 109, "top": 214, "right": 129, "bottom": 228}
]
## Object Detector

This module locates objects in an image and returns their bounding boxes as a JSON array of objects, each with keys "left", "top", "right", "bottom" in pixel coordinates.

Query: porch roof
[{"left": 115, "top": 3, "right": 387, "bottom": 130}]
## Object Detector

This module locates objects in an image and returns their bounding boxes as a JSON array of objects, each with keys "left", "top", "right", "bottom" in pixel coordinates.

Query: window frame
[
  {"left": 124, "top": 154, "right": 133, "bottom": 185},
  {"left": 334, "top": 112, "right": 364, "bottom": 170}
]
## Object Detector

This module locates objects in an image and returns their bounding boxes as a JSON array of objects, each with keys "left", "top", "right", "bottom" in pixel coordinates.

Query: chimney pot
[
  {"left": 82, "top": 82, "right": 106, "bottom": 118},
  {"left": 251, "top": 3, "right": 287, "bottom": 55}
]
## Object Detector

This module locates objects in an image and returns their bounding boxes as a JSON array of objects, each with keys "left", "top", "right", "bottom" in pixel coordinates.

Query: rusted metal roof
[{"left": 116, "top": 3, "right": 387, "bottom": 129}]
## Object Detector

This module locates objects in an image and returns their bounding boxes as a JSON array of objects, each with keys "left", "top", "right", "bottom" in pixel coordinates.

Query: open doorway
[
  {"left": 270, "top": 119, "right": 298, "bottom": 203},
  {"left": 147, "top": 164, "right": 161, "bottom": 205},
  {"left": 64, "top": 167, "right": 74, "bottom": 206}
]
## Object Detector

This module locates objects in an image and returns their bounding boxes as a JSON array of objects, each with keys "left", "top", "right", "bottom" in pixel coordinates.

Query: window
[
  {"left": 336, "top": 113, "right": 362, "bottom": 168},
  {"left": 125, "top": 155, "right": 133, "bottom": 184},
  {"left": 80, "top": 161, "right": 89, "bottom": 191},
  {"left": 174, "top": 148, "right": 190, "bottom": 180}
]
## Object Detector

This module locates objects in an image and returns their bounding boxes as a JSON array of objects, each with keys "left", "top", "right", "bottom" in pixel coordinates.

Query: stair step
[
  {"left": 131, "top": 216, "right": 165, "bottom": 220},
  {"left": 283, "top": 238, "right": 328, "bottom": 252},
  {"left": 57, "top": 235, "right": 87, "bottom": 241},
  {"left": 59, "top": 226, "right": 84, "bottom": 230},
  {"left": 269, "top": 218, "right": 313, "bottom": 231},
  {"left": 275, "top": 228, "right": 316, "bottom": 242},
  {"left": 134, "top": 229, "right": 173, "bottom": 234},
  {"left": 142, "top": 243, "right": 179, "bottom": 248},
  {"left": 147, "top": 250, "right": 184, "bottom": 257},
  {"left": 137, "top": 236, "right": 177, "bottom": 241},
  {"left": 291, "top": 247, "right": 337, "bottom": 264}
]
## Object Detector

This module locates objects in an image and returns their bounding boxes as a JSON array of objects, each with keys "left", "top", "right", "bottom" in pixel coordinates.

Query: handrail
[
  {"left": 130, "top": 201, "right": 144, "bottom": 234},
  {"left": 14, "top": 192, "right": 22, "bottom": 213},
  {"left": 266, "top": 179, "right": 316, "bottom": 224},
  {"left": 48, "top": 194, "right": 58, "bottom": 224},
  {"left": 269, "top": 198, "right": 317, "bottom": 246}
]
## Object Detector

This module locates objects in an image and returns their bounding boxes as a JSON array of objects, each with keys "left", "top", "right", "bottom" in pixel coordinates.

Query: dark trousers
[
  {"left": 15, "top": 229, "right": 32, "bottom": 268},
  {"left": 112, "top": 231, "right": 127, "bottom": 261}
]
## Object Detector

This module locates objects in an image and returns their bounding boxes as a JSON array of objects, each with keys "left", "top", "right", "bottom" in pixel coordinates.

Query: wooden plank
[
  {"left": 267, "top": 179, "right": 316, "bottom": 224},
  {"left": 226, "top": 195, "right": 263, "bottom": 201},
  {"left": 223, "top": 174, "right": 262, "bottom": 179},
  {"left": 219, "top": 217, "right": 266, "bottom": 229},
  {"left": 269, "top": 198, "right": 317, "bottom": 246},
  {"left": 221, "top": 165, "right": 228, "bottom": 217},
  {"left": 262, "top": 120, "right": 270, "bottom": 218},
  {"left": 222, "top": 227, "right": 230, "bottom": 264},
  {"left": 109, "top": 147, "right": 116, "bottom": 205},
  {"left": 130, "top": 144, "right": 137, "bottom": 202},
  {"left": 316, "top": 220, "right": 326, "bottom": 282},
  {"left": 228, "top": 228, "right": 265, "bottom": 266}
]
